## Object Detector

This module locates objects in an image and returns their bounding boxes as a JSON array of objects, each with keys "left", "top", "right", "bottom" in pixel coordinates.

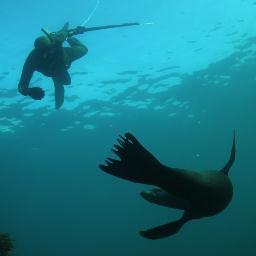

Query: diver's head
[{"left": 34, "top": 36, "right": 51, "bottom": 51}]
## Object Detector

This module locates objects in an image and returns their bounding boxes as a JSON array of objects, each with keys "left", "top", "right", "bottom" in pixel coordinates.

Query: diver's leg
[
  {"left": 61, "top": 70, "right": 71, "bottom": 85},
  {"left": 53, "top": 79, "right": 64, "bottom": 109},
  {"left": 55, "top": 70, "right": 71, "bottom": 85}
]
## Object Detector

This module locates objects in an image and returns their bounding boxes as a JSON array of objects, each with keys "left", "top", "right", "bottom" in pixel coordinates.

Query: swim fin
[
  {"left": 41, "top": 22, "right": 69, "bottom": 41},
  {"left": 61, "top": 22, "right": 69, "bottom": 32}
]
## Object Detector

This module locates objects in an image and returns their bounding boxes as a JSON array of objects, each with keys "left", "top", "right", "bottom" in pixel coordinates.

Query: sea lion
[{"left": 99, "top": 132, "right": 236, "bottom": 240}]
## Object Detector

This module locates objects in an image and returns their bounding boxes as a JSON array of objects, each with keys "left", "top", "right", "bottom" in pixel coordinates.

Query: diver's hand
[
  {"left": 27, "top": 87, "right": 45, "bottom": 100},
  {"left": 74, "top": 26, "right": 86, "bottom": 34},
  {"left": 68, "top": 26, "right": 86, "bottom": 37}
]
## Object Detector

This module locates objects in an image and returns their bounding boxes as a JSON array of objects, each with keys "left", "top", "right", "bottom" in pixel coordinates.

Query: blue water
[{"left": 0, "top": 0, "right": 256, "bottom": 255}]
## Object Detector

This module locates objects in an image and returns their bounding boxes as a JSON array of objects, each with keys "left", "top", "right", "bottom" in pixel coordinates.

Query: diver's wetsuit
[{"left": 18, "top": 37, "right": 88, "bottom": 109}]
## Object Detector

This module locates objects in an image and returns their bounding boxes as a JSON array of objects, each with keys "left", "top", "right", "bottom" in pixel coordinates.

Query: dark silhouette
[
  {"left": 99, "top": 132, "right": 236, "bottom": 239},
  {"left": 18, "top": 23, "right": 88, "bottom": 109},
  {"left": 0, "top": 233, "right": 14, "bottom": 255}
]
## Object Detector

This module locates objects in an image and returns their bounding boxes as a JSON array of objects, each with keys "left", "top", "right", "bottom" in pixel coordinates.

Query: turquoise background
[{"left": 0, "top": 0, "right": 255, "bottom": 255}]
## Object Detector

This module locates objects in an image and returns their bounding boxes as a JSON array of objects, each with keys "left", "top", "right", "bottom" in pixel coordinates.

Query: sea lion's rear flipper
[
  {"left": 141, "top": 188, "right": 190, "bottom": 210},
  {"left": 221, "top": 131, "right": 236, "bottom": 175},
  {"left": 99, "top": 133, "right": 164, "bottom": 185},
  {"left": 140, "top": 216, "right": 189, "bottom": 240}
]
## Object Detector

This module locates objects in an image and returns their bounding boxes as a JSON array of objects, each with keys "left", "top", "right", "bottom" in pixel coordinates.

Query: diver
[{"left": 18, "top": 23, "right": 88, "bottom": 109}]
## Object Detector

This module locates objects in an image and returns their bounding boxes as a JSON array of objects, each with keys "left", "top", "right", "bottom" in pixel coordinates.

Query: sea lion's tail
[
  {"left": 221, "top": 131, "right": 236, "bottom": 175},
  {"left": 99, "top": 133, "right": 162, "bottom": 185}
]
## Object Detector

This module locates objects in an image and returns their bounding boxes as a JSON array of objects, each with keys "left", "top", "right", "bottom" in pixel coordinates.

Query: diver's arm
[
  {"left": 65, "top": 37, "right": 88, "bottom": 62},
  {"left": 18, "top": 52, "right": 35, "bottom": 96}
]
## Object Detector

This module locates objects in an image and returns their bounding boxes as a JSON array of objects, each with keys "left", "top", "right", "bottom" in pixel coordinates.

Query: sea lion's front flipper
[
  {"left": 141, "top": 188, "right": 190, "bottom": 210},
  {"left": 140, "top": 215, "right": 189, "bottom": 240},
  {"left": 99, "top": 133, "right": 165, "bottom": 185}
]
